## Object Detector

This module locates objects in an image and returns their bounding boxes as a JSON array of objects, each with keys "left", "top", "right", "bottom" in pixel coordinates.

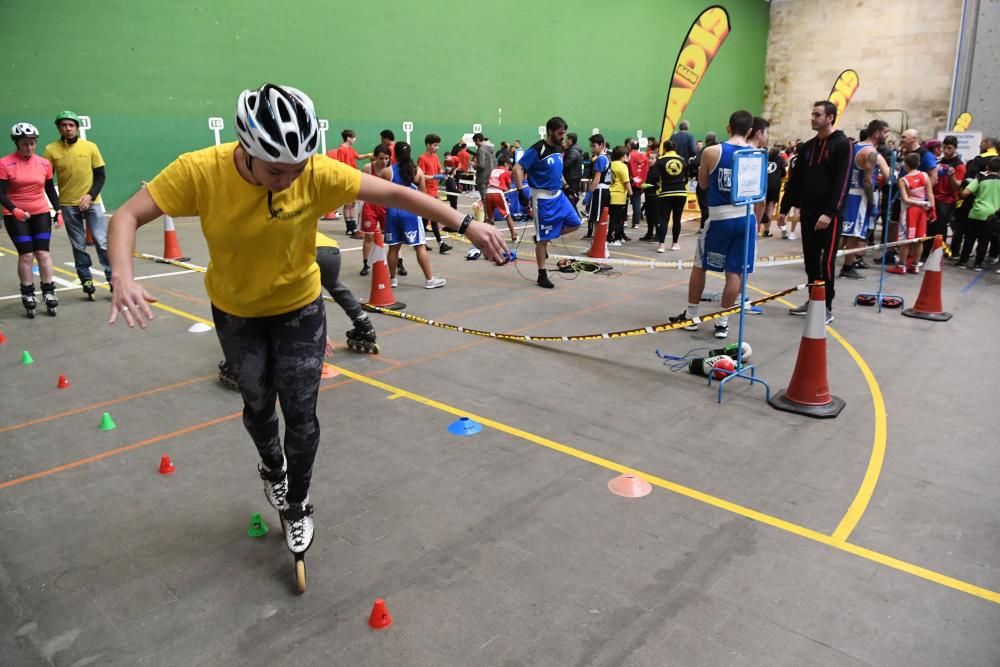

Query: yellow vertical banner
[
  {"left": 659, "top": 6, "right": 731, "bottom": 144},
  {"left": 952, "top": 112, "right": 972, "bottom": 132},
  {"left": 827, "top": 69, "right": 859, "bottom": 122}
]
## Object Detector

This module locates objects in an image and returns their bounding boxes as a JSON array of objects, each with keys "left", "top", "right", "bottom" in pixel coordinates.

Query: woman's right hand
[
  {"left": 109, "top": 277, "right": 158, "bottom": 329},
  {"left": 13, "top": 208, "right": 29, "bottom": 222}
]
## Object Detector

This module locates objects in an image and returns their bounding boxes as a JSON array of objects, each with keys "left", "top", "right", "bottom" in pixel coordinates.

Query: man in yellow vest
[{"left": 43, "top": 110, "right": 112, "bottom": 299}]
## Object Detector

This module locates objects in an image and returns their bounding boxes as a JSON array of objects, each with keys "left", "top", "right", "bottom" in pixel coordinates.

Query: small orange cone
[
  {"left": 768, "top": 282, "right": 845, "bottom": 418},
  {"left": 0, "top": 329, "right": 7, "bottom": 345},
  {"left": 158, "top": 454, "right": 176, "bottom": 475},
  {"left": 57, "top": 374, "right": 70, "bottom": 389},
  {"left": 162, "top": 216, "right": 190, "bottom": 261},
  {"left": 586, "top": 207, "right": 610, "bottom": 259},
  {"left": 902, "top": 235, "right": 952, "bottom": 322},
  {"left": 85, "top": 225, "right": 94, "bottom": 246},
  {"left": 365, "top": 230, "right": 406, "bottom": 311},
  {"left": 368, "top": 598, "right": 392, "bottom": 630}
]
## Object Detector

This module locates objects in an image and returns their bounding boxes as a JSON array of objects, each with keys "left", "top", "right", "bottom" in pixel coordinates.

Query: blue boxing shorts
[
  {"left": 694, "top": 214, "right": 756, "bottom": 274},
  {"left": 532, "top": 189, "right": 581, "bottom": 242}
]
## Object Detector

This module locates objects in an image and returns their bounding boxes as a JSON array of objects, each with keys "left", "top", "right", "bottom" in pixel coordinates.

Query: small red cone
[
  {"left": 158, "top": 454, "right": 176, "bottom": 475},
  {"left": 365, "top": 229, "right": 406, "bottom": 311},
  {"left": 368, "top": 598, "right": 392, "bottom": 630},
  {"left": 768, "top": 282, "right": 845, "bottom": 418},
  {"left": 902, "top": 235, "right": 952, "bottom": 322},
  {"left": 57, "top": 374, "right": 70, "bottom": 389},
  {"left": 586, "top": 207, "right": 610, "bottom": 259},
  {"left": 162, "top": 216, "right": 190, "bottom": 261},
  {"left": 0, "top": 330, "right": 7, "bottom": 345}
]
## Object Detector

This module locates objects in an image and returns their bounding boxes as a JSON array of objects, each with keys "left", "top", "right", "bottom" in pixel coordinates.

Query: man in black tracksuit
[{"left": 778, "top": 100, "right": 853, "bottom": 321}]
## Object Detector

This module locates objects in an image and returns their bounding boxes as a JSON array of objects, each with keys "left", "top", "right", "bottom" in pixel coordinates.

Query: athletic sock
[
  {"left": 685, "top": 303, "right": 700, "bottom": 318},
  {"left": 718, "top": 315, "right": 729, "bottom": 327}
]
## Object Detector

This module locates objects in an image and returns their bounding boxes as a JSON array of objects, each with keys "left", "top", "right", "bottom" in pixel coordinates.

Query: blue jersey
[
  {"left": 842, "top": 142, "right": 876, "bottom": 237},
  {"left": 592, "top": 153, "right": 611, "bottom": 186},
  {"left": 517, "top": 140, "right": 564, "bottom": 191},
  {"left": 391, "top": 163, "right": 418, "bottom": 190},
  {"left": 707, "top": 142, "right": 743, "bottom": 219}
]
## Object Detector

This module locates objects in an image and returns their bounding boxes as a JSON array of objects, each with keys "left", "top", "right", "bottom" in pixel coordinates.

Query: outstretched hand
[
  {"left": 109, "top": 278, "right": 158, "bottom": 329},
  {"left": 463, "top": 220, "right": 509, "bottom": 264}
]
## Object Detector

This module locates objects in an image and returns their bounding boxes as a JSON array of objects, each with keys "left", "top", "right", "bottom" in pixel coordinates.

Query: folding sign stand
[
  {"left": 855, "top": 149, "right": 905, "bottom": 312},
  {"left": 709, "top": 147, "right": 771, "bottom": 404}
]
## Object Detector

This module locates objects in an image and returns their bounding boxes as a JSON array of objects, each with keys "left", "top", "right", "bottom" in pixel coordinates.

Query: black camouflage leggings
[
  {"left": 212, "top": 296, "right": 326, "bottom": 505},
  {"left": 316, "top": 246, "right": 364, "bottom": 322}
]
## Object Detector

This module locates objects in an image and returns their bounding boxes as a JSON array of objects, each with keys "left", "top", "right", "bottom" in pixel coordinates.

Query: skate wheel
[
  {"left": 26, "top": 311, "right": 35, "bottom": 319},
  {"left": 295, "top": 557, "right": 307, "bottom": 593},
  {"left": 371, "top": 343, "right": 379, "bottom": 354}
]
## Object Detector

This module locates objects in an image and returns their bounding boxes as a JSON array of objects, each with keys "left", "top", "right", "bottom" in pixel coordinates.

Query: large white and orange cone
[
  {"left": 768, "top": 282, "right": 845, "bottom": 418},
  {"left": 586, "top": 207, "right": 610, "bottom": 259},
  {"left": 365, "top": 229, "right": 406, "bottom": 311},
  {"left": 902, "top": 235, "right": 952, "bottom": 322},
  {"left": 162, "top": 216, "right": 190, "bottom": 261}
]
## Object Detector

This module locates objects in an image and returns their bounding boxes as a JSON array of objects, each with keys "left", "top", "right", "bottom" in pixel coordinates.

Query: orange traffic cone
[
  {"left": 57, "top": 374, "right": 70, "bottom": 389},
  {"left": 586, "top": 207, "right": 610, "bottom": 259},
  {"left": 685, "top": 192, "right": 699, "bottom": 212},
  {"left": 158, "top": 454, "right": 176, "bottom": 475},
  {"left": 162, "top": 216, "right": 190, "bottom": 261},
  {"left": 0, "top": 329, "right": 7, "bottom": 345},
  {"left": 768, "top": 282, "right": 845, "bottom": 418},
  {"left": 365, "top": 229, "right": 406, "bottom": 311},
  {"left": 368, "top": 598, "right": 392, "bottom": 630},
  {"left": 902, "top": 235, "right": 952, "bottom": 322}
]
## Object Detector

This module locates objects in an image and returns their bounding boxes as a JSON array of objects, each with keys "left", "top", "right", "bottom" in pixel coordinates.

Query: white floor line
[{"left": 134, "top": 269, "right": 198, "bottom": 280}]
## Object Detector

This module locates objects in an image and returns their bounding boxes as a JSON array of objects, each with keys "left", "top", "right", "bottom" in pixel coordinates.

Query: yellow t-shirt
[
  {"left": 147, "top": 143, "right": 361, "bottom": 317},
  {"left": 315, "top": 231, "right": 339, "bottom": 249},
  {"left": 43, "top": 139, "right": 106, "bottom": 205},
  {"left": 610, "top": 160, "right": 630, "bottom": 205}
]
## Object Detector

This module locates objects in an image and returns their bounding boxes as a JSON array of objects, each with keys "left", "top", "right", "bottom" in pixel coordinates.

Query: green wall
[{"left": 0, "top": 0, "right": 769, "bottom": 208}]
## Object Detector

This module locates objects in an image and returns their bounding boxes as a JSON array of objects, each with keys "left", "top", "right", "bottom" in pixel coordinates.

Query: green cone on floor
[
  {"left": 99, "top": 412, "right": 117, "bottom": 431},
  {"left": 247, "top": 512, "right": 269, "bottom": 538},
  {"left": 21, "top": 351, "right": 34, "bottom": 365}
]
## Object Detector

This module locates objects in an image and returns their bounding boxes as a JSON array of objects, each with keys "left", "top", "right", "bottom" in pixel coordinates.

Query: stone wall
[{"left": 763, "top": 0, "right": 963, "bottom": 144}]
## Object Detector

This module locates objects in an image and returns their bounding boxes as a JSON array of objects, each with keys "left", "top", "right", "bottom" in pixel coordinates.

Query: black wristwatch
[{"left": 457, "top": 214, "right": 472, "bottom": 236}]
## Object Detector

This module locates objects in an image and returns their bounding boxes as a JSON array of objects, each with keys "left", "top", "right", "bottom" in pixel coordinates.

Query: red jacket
[{"left": 628, "top": 150, "right": 650, "bottom": 187}]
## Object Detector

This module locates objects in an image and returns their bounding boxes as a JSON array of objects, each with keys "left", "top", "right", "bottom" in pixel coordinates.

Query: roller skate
[
  {"left": 259, "top": 460, "right": 289, "bottom": 511},
  {"left": 40, "top": 282, "right": 57, "bottom": 316},
  {"left": 217, "top": 360, "right": 240, "bottom": 391},
  {"left": 81, "top": 279, "right": 97, "bottom": 301},
  {"left": 20, "top": 284, "right": 36, "bottom": 319},
  {"left": 345, "top": 315, "right": 378, "bottom": 353},
  {"left": 396, "top": 258, "right": 407, "bottom": 276},
  {"left": 279, "top": 497, "right": 314, "bottom": 594}
]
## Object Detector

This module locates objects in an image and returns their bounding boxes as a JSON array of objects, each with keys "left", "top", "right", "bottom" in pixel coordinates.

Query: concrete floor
[{"left": 1, "top": 209, "right": 998, "bottom": 666}]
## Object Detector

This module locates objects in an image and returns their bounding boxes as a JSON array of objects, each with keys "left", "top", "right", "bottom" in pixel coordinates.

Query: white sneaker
[
  {"left": 425, "top": 277, "right": 446, "bottom": 289},
  {"left": 610, "top": 241, "right": 622, "bottom": 247},
  {"left": 671, "top": 243, "right": 681, "bottom": 251},
  {"left": 780, "top": 227, "right": 788, "bottom": 239},
  {"left": 656, "top": 245, "right": 665, "bottom": 253},
  {"left": 390, "top": 278, "right": 398, "bottom": 288},
  {"left": 281, "top": 498, "right": 314, "bottom": 554},
  {"left": 787, "top": 232, "right": 798, "bottom": 241}
]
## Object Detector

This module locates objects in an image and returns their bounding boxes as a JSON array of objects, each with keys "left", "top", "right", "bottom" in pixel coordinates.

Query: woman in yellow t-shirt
[
  {"left": 608, "top": 146, "right": 633, "bottom": 246},
  {"left": 107, "top": 84, "right": 507, "bottom": 559}
]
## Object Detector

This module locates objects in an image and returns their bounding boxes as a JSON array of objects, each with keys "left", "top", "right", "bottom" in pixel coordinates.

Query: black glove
[{"left": 518, "top": 189, "right": 530, "bottom": 207}]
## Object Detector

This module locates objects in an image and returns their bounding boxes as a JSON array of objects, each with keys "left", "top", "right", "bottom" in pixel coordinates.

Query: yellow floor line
[{"left": 332, "top": 364, "right": 1000, "bottom": 606}]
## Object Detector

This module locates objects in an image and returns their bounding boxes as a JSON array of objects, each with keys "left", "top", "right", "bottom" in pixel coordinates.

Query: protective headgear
[
  {"left": 55, "top": 111, "right": 81, "bottom": 127},
  {"left": 235, "top": 84, "right": 319, "bottom": 163},
  {"left": 11, "top": 123, "right": 39, "bottom": 141}
]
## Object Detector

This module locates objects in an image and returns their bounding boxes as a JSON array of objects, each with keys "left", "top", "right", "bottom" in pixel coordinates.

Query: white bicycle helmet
[
  {"left": 11, "top": 123, "right": 39, "bottom": 140},
  {"left": 235, "top": 84, "right": 319, "bottom": 163}
]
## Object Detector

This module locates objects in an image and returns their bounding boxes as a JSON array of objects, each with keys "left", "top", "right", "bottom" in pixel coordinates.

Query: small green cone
[
  {"left": 99, "top": 412, "right": 117, "bottom": 431},
  {"left": 247, "top": 512, "right": 269, "bottom": 538},
  {"left": 21, "top": 351, "right": 34, "bottom": 365}
]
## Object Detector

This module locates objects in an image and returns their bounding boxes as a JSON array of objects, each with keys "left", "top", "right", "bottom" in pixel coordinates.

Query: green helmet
[{"left": 55, "top": 110, "right": 81, "bottom": 127}]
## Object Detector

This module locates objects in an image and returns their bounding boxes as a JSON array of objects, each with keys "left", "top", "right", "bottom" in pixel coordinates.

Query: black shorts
[
  {"left": 4, "top": 213, "right": 52, "bottom": 254},
  {"left": 589, "top": 188, "right": 610, "bottom": 222},
  {"left": 766, "top": 182, "right": 781, "bottom": 204}
]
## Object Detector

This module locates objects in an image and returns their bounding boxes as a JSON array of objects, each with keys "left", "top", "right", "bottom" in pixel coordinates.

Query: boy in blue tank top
[{"left": 669, "top": 110, "right": 755, "bottom": 339}]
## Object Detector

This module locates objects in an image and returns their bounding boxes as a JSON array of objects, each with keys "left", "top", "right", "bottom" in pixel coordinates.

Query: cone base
[
  {"left": 901, "top": 308, "right": 952, "bottom": 322},
  {"left": 366, "top": 301, "right": 406, "bottom": 311},
  {"left": 607, "top": 474, "right": 653, "bottom": 498},
  {"left": 768, "top": 390, "right": 845, "bottom": 419}
]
